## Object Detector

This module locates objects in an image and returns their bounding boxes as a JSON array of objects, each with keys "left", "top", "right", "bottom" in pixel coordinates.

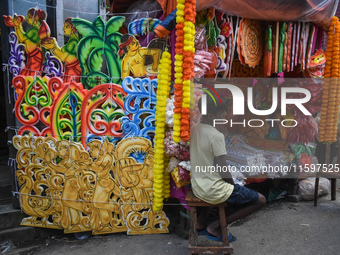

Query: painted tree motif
[
  {"left": 49, "top": 77, "right": 87, "bottom": 142},
  {"left": 72, "top": 16, "right": 125, "bottom": 88}
]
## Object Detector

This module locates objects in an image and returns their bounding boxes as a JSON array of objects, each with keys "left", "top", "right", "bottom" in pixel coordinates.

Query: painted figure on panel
[
  {"left": 41, "top": 18, "right": 81, "bottom": 83},
  {"left": 119, "top": 34, "right": 161, "bottom": 78},
  {"left": 115, "top": 137, "right": 154, "bottom": 212},
  {"left": 4, "top": 8, "right": 47, "bottom": 76},
  {"left": 87, "top": 139, "right": 121, "bottom": 233},
  {"left": 44, "top": 140, "right": 92, "bottom": 231}
]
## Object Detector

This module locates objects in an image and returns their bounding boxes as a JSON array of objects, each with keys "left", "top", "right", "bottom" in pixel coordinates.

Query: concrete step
[
  {"left": 0, "top": 225, "right": 64, "bottom": 248},
  {"left": 0, "top": 204, "right": 23, "bottom": 231},
  {"left": 0, "top": 227, "right": 35, "bottom": 245},
  {"left": 0, "top": 184, "right": 11, "bottom": 202},
  {"left": 0, "top": 159, "right": 13, "bottom": 203},
  {"left": 0, "top": 203, "right": 64, "bottom": 247},
  {"left": 5, "top": 244, "right": 42, "bottom": 255}
]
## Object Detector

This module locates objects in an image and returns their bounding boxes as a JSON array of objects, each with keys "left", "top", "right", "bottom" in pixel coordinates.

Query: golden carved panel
[{"left": 13, "top": 135, "right": 169, "bottom": 235}]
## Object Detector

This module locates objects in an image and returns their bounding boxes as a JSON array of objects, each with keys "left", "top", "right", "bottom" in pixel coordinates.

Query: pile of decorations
[{"left": 3, "top": 0, "right": 340, "bottom": 234}]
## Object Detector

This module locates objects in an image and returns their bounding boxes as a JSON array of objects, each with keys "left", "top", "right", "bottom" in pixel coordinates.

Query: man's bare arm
[{"left": 216, "top": 154, "right": 234, "bottom": 185}]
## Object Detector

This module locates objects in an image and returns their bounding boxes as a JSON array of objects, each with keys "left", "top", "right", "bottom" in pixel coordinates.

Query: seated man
[{"left": 190, "top": 92, "right": 266, "bottom": 242}]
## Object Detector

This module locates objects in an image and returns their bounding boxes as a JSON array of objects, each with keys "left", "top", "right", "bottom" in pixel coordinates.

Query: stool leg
[
  {"left": 331, "top": 178, "right": 337, "bottom": 200},
  {"left": 219, "top": 206, "right": 229, "bottom": 246},
  {"left": 189, "top": 206, "right": 198, "bottom": 246},
  {"left": 314, "top": 177, "right": 319, "bottom": 206}
]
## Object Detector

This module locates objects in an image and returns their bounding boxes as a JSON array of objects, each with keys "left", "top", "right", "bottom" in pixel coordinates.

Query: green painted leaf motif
[
  {"left": 106, "top": 16, "right": 125, "bottom": 35},
  {"left": 88, "top": 48, "right": 103, "bottom": 73},
  {"left": 55, "top": 91, "right": 83, "bottom": 142},
  {"left": 90, "top": 99, "right": 124, "bottom": 123},
  {"left": 105, "top": 33, "right": 122, "bottom": 52},
  {"left": 77, "top": 36, "right": 104, "bottom": 74},
  {"left": 75, "top": 16, "right": 124, "bottom": 88},
  {"left": 91, "top": 108, "right": 124, "bottom": 123},
  {"left": 93, "top": 16, "right": 105, "bottom": 38},
  {"left": 59, "top": 119, "right": 73, "bottom": 130},
  {"left": 25, "top": 77, "right": 51, "bottom": 107},
  {"left": 72, "top": 18, "right": 97, "bottom": 37},
  {"left": 103, "top": 48, "right": 121, "bottom": 84}
]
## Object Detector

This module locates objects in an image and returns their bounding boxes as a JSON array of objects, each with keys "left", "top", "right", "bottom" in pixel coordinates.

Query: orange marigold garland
[
  {"left": 319, "top": 16, "right": 340, "bottom": 143},
  {"left": 153, "top": 51, "right": 172, "bottom": 212},
  {"left": 330, "top": 20, "right": 340, "bottom": 143},
  {"left": 174, "top": 0, "right": 196, "bottom": 142},
  {"left": 173, "top": 0, "right": 185, "bottom": 143}
]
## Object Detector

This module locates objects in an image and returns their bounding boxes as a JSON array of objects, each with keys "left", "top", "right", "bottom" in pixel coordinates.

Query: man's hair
[
  {"left": 198, "top": 90, "right": 231, "bottom": 116},
  {"left": 121, "top": 34, "right": 134, "bottom": 50}
]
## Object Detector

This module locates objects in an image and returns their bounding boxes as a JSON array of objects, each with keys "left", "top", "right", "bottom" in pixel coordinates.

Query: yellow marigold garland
[
  {"left": 319, "top": 17, "right": 340, "bottom": 143},
  {"left": 163, "top": 154, "right": 171, "bottom": 198},
  {"left": 153, "top": 51, "right": 172, "bottom": 212}
]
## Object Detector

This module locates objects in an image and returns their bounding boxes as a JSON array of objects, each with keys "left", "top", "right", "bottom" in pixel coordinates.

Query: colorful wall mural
[{"left": 4, "top": 8, "right": 170, "bottom": 235}]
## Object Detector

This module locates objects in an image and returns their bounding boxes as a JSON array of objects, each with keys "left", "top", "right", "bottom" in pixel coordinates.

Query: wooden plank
[
  {"left": 189, "top": 245, "right": 234, "bottom": 254},
  {"left": 219, "top": 206, "right": 229, "bottom": 246},
  {"left": 189, "top": 207, "right": 198, "bottom": 246},
  {"left": 186, "top": 202, "right": 227, "bottom": 207}
]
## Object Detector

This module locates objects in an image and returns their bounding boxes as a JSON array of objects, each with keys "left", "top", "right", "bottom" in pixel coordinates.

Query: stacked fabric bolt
[{"left": 226, "top": 147, "right": 266, "bottom": 166}]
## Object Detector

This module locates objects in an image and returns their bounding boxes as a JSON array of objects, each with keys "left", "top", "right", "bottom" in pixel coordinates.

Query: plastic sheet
[
  {"left": 298, "top": 177, "right": 330, "bottom": 200},
  {"left": 196, "top": 0, "right": 338, "bottom": 31},
  {"left": 225, "top": 134, "right": 295, "bottom": 179},
  {"left": 123, "top": 0, "right": 163, "bottom": 27}
]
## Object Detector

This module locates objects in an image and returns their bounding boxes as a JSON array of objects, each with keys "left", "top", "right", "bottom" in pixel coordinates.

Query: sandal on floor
[
  {"left": 197, "top": 228, "right": 208, "bottom": 235},
  {"left": 205, "top": 232, "right": 237, "bottom": 242}
]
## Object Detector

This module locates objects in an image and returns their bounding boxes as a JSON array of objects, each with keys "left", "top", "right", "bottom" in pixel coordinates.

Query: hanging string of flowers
[
  {"left": 163, "top": 154, "right": 171, "bottom": 199},
  {"left": 173, "top": 0, "right": 185, "bottom": 143},
  {"left": 153, "top": 51, "right": 172, "bottom": 212},
  {"left": 319, "top": 16, "right": 340, "bottom": 143},
  {"left": 330, "top": 19, "right": 340, "bottom": 143},
  {"left": 180, "top": 0, "right": 196, "bottom": 142}
]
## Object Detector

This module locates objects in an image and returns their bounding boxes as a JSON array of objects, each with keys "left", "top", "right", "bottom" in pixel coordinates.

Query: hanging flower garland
[
  {"left": 329, "top": 19, "right": 340, "bottom": 143},
  {"left": 180, "top": 0, "right": 196, "bottom": 142},
  {"left": 163, "top": 154, "right": 171, "bottom": 198},
  {"left": 319, "top": 16, "right": 340, "bottom": 143},
  {"left": 173, "top": 0, "right": 185, "bottom": 143},
  {"left": 153, "top": 51, "right": 172, "bottom": 212}
]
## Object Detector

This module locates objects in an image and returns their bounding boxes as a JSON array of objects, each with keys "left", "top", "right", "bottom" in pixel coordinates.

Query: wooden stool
[
  {"left": 185, "top": 190, "right": 234, "bottom": 255},
  {"left": 314, "top": 143, "right": 340, "bottom": 206}
]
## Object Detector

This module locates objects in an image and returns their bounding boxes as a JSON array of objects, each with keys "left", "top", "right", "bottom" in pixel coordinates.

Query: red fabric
[
  {"left": 21, "top": 47, "right": 43, "bottom": 76},
  {"left": 118, "top": 36, "right": 134, "bottom": 57},
  {"left": 64, "top": 60, "right": 81, "bottom": 83},
  {"left": 196, "top": 0, "right": 336, "bottom": 31},
  {"left": 154, "top": 24, "right": 171, "bottom": 38},
  {"left": 157, "top": 0, "right": 177, "bottom": 18}
]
